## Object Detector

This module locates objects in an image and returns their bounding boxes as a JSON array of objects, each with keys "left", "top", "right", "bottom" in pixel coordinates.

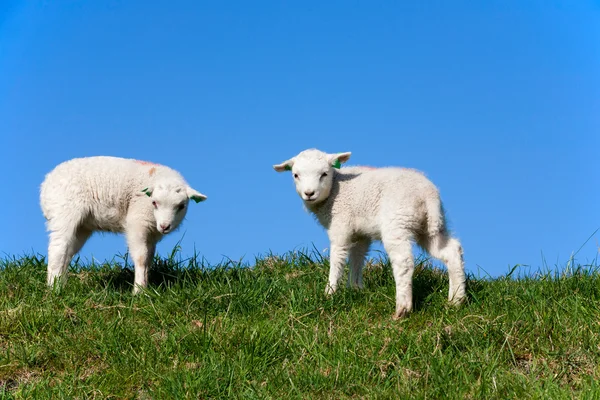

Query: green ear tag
[
  {"left": 332, "top": 159, "right": 341, "bottom": 169},
  {"left": 284, "top": 165, "right": 292, "bottom": 171},
  {"left": 142, "top": 188, "right": 151, "bottom": 197},
  {"left": 190, "top": 195, "right": 206, "bottom": 203}
]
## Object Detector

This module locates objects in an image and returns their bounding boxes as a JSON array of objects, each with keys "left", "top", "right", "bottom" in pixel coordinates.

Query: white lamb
[
  {"left": 273, "top": 148, "right": 466, "bottom": 319},
  {"left": 40, "top": 156, "right": 207, "bottom": 293}
]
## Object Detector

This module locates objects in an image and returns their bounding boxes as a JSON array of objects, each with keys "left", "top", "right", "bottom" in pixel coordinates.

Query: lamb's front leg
[
  {"left": 325, "top": 241, "right": 350, "bottom": 295},
  {"left": 126, "top": 228, "right": 155, "bottom": 295}
]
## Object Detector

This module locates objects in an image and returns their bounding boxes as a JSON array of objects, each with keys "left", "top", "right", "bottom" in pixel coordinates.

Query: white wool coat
[
  {"left": 41, "top": 156, "right": 190, "bottom": 236},
  {"left": 306, "top": 166, "right": 445, "bottom": 243}
]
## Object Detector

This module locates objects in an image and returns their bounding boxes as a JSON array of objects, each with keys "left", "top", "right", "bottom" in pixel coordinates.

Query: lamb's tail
[{"left": 425, "top": 194, "right": 447, "bottom": 238}]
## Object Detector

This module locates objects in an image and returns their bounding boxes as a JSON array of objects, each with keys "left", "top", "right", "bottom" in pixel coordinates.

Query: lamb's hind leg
[
  {"left": 347, "top": 239, "right": 371, "bottom": 289},
  {"left": 383, "top": 232, "right": 415, "bottom": 319},
  {"left": 47, "top": 225, "right": 92, "bottom": 289},
  {"left": 422, "top": 232, "right": 466, "bottom": 305}
]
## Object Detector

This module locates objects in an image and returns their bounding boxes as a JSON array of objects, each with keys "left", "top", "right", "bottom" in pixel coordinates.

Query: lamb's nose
[
  {"left": 160, "top": 223, "right": 171, "bottom": 232},
  {"left": 304, "top": 190, "right": 315, "bottom": 197}
]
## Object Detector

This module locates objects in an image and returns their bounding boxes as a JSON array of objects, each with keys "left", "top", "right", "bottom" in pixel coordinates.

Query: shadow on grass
[{"left": 94, "top": 251, "right": 247, "bottom": 293}]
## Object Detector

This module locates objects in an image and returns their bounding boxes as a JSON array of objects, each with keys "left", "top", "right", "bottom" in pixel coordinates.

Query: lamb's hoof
[
  {"left": 47, "top": 277, "right": 66, "bottom": 293},
  {"left": 132, "top": 285, "right": 144, "bottom": 295},
  {"left": 449, "top": 295, "right": 466, "bottom": 307},
  {"left": 349, "top": 283, "right": 364, "bottom": 291},
  {"left": 393, "top": 308, "right": 410, "bottom": 320},
  {"left": 324, "top": 285, "right": 336, "bottom": 296}
]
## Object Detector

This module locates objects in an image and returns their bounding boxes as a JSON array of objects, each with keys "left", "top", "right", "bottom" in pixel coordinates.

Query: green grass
[{"left": 1, "top": 248, "right": 599, "bottom": 399}]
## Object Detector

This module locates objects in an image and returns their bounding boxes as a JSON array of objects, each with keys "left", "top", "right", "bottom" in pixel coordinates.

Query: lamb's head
[
  {"left": 142, "top": 181, "right": 207, "bottom": 234},
  {"left": 273, "top": 149, "right": 351, "bottom": 204}
]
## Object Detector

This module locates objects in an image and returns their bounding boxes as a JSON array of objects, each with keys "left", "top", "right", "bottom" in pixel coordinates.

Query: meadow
[{"left": 1, "top": 247, "right": 599, "bottom": 399}]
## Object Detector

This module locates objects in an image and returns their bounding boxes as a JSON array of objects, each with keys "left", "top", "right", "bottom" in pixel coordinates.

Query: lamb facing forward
[
  {"left": 274, "top": 148, "right": 466, "bottom": 319},
  {"left": 40, "top": 156, "right": 207, "bottom": 293}
]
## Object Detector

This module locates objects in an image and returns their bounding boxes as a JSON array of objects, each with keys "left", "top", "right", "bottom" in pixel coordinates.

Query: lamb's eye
[
  {"left": 176, "top": 203, "right": 185, "bottom": 212},
  {"left": 152, "top": 200, "right": 157, "bottom": 208},
  {"left": 294, "top": 173, "right": 299, "bottom": 179},
  {"left": 321, "top": 172, "right": 328, "bottom": 179}
]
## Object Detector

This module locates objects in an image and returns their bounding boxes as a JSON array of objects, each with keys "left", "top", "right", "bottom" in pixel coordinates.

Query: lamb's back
[{"left": 335, "top": 166, "right": 437, "bottom": 210}]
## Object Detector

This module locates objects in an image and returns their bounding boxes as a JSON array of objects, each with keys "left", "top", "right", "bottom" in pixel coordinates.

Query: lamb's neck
[{"left": 305, "top": 196, "right": 334, "bottom": 228}]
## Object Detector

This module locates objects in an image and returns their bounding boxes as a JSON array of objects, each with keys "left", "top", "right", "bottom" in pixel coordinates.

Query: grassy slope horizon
[{"left": 1, "top": 247, "right": 600, "bottom": 399}]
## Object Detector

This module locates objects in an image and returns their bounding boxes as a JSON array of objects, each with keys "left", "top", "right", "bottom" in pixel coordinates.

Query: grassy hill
[{"left": 1, "top": 249, "right": 599, "bottom": 399}]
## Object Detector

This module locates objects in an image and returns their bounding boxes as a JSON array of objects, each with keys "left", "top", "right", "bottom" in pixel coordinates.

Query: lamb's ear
[
  {"left": 329, "top": 152, "right": 352, "bottom": 169},
  {"left": 141, "top": 187, "right": 153, "bottom": 197},
  {"left": 273, "top": 158, "right": 295, "bottom": 172},
  {"left": 187, "top": 187, "right": 207, "bottom": 203}
]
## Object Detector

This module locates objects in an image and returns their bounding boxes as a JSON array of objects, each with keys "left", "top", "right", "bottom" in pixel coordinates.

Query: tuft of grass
[{"left": 1, "top": 249, "right": 600, "bottom": 399}]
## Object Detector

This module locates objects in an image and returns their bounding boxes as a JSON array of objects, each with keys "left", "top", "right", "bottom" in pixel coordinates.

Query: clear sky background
[{"left": 1, "top": 0, "right": 598, "bottom": 278}]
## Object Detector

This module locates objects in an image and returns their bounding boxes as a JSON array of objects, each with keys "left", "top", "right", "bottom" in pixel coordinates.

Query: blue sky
[{"left": 1, "top": 0, "right": 598, "bottom": 278}]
